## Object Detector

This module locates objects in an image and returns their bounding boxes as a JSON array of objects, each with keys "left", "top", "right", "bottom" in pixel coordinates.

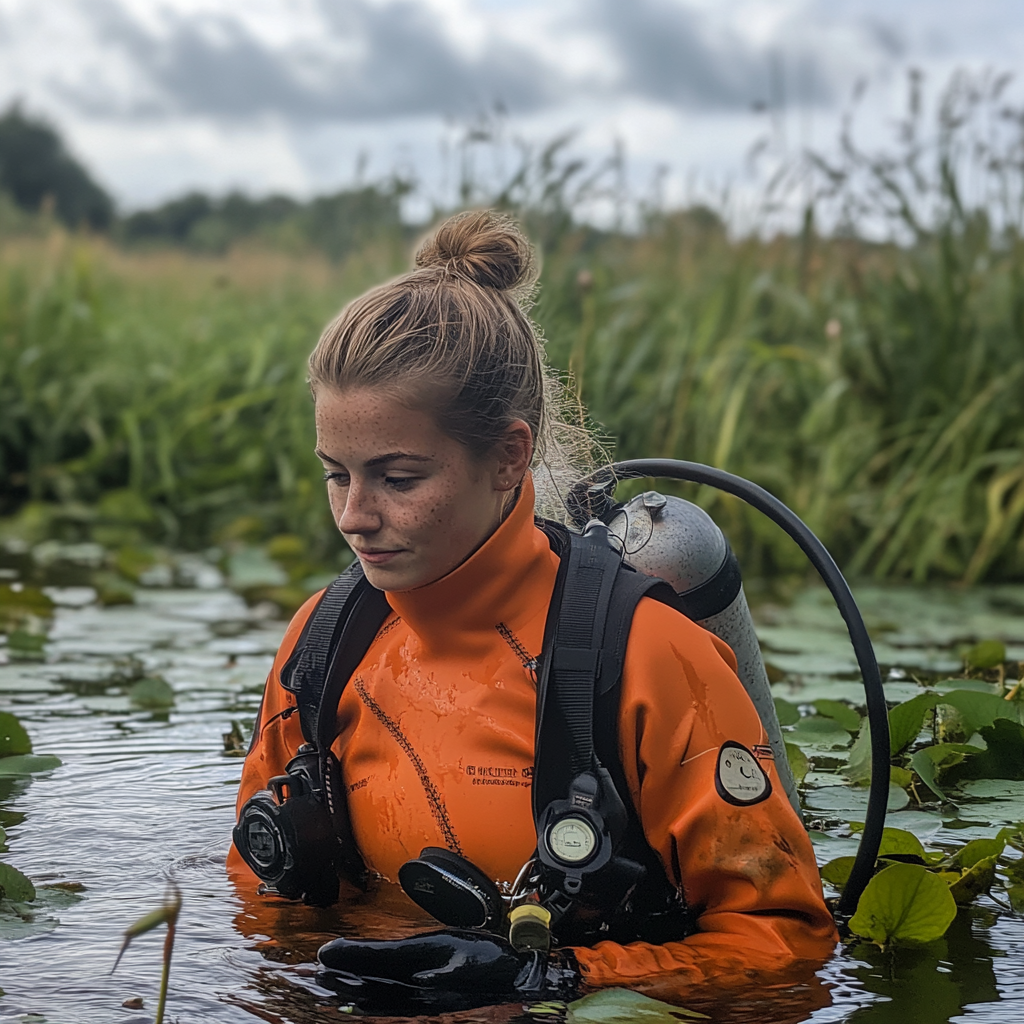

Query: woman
[{"left": 230, "top": 210, "right": 837, "bottom": 1001}]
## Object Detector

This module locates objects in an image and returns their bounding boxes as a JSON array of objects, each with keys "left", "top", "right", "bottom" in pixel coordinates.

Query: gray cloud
[
  {"left": 588, "top": 0, "right": 836, "bottom": 110},
  {"left": 62, "top": 0, "right": 561, "bottom": 121},
  {"left": 50, "top": 0, "right": 872, "bottom": 126}
]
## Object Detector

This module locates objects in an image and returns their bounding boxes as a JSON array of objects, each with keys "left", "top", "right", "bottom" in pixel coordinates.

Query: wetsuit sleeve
[
  {"left": 227, "top": 592, "right": 323, "bottom": 875},
  {"left": 570, "top": 598, "right": 837, "bottom": 990}
]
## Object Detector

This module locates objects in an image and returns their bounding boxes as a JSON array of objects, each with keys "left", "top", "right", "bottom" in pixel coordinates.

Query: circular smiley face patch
[{"left": 715, "top": 742, "right": 772, "bottom": 806}]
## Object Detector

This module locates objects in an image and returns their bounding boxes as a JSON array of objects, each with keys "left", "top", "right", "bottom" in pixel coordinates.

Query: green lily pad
[
  {"left": 820, "top": 856, "right": 856, "bottom": 889},
  {"left": 962, "top": 639, "right": 1007, "bottom": 669},
  {"left": 803, "top": 783, "right": 910, "bottom": 816},
  {"left": 128, "top": 677, "right": 175, "bottom": 709},
  {"left": 813, "top": 699, "right": 862, "bottom": 732},
  {"left": 787, "top": 716, "right": 852, "bottom": 752},
  {"left": 567, "top": 988, "right": 709, "bottom": 1022},
  {"left": 849, "top": 862, "right": 957, "bottom": 946},
  {"left": 889, "top": 692, "right": 941, "bottom": 755},
  {"left": 774, "top": 697, "right": 800, "bottom": 726},
  {"left": 910, "top": 743, "right": 980, "bottom": 800},
  {"left": 952, "top": 836, "right": 1005, "bottom": 869},
  {"left": 786, "top": 742, "right": 809, "bottom": 785},
  {"left": 0, "top": 712, "right": 31, "bottom": 757},
  {"left": 0, "top": 862, "right": 35, "bottom": 902},
  {"left": 948, "top": 855, "right": 998, "bottom": 905},
  {"left": 0, "top": 754, "right": 61, "bottom": 775}
]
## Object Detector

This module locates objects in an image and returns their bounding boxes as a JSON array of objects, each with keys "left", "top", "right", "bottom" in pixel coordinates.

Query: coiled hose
[{"left": 571, "top": 459, "right": 889, "bottom": 916}]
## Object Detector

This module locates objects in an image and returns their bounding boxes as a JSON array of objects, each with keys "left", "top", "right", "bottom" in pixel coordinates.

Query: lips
[{"left": 354, "top": 549, "right": 404, "bottom": 566}]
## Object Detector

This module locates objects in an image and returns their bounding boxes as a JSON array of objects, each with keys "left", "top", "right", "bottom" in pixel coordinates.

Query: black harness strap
[{"left": 280, "top": 561, "right": 389, "bottom": 746}]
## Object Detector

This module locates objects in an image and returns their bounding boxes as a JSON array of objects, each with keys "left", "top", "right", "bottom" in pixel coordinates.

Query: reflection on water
[{"left": 0, "top": 584, "right": 1021, "bottom": 1023}]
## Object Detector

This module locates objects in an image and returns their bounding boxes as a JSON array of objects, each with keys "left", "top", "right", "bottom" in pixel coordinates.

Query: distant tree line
[{"left": 0, "top": 104, "right": 411, "bottom": 258}]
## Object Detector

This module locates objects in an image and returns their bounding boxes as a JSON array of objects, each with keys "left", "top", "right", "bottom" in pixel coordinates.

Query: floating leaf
[
  {"left": 814, "top": 699, "right": 862, "bottom": 732},
  {"left": 890, "top": 766, "right": 914, "bottom": 790},
  {"left": 0, "top": 754, "right": 61, "bottom": 775},
  {"left": 774, "top": 697, "right": 800, "bottom": 727},
  {"left": 1008, "top": 884, "right": 1024, "bottom": 913},
  {"left": 0, "top": 713, "right": 32, "bottom": 757},
  {"left": 843, "top": 723, "right": 872, "bottom": 783},
  {"left": 910, "top": 743, "right": 979, "bottom": 800},
  {"left": 788, "top": 716, "right": 852, "bottom": 751},
  {"left": 951, "top": 719, "right": 1024, "bottom": 782},
  {"left": 785, "top": 742, "right": 808, "bottom": 785},
  {"left": 567, "top": 987, "right": 709, "bottom": 1023},
  {"left": 849, "top": 863, "right": 957, "bottom": 946},
  {"left": 888, "top": 692, "right": 941, "bottom": 755},
  {"left": 878, "top": 827, "right": 926, "bottom": 858},
  {"left": 952, "top": 837, "right": 1005, "bottom": 870},
  {"left": 128, "top": 677, "right": 175, "bottom": 709},
  {"left": 938, "top": 690, "right": 1023, "bottom": 736},
  {"left": 0, "top": 862, "right": 35, "bottom": 902},
  {"left": 963, "top": 639, "right": 1007, "bottom": 670},
  {"left": 949, "top": 855, "right": 998, "bottom": 905},
  {"left": 820, "top": 856, "right": 855, "bottom": 889}
]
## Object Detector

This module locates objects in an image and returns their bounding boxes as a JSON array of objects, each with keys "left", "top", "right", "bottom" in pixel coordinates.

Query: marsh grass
[{"left": 2, "top": 73, "right": 1023, "bottom": 582}]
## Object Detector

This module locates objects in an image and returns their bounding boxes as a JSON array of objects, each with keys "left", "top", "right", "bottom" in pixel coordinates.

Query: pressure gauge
[{"left": 547, "top": 816, "right": 598, "bottom": 864}]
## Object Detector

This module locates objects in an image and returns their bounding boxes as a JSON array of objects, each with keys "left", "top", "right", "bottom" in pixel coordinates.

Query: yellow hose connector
[{"left": 508, "top": 903, "right": 552, "bottom": 952}]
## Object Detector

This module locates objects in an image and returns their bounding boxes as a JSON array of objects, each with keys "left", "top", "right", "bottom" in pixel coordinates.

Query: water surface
[{"left": 0, "top": 581, "right": 1022, "bottom": 1023}]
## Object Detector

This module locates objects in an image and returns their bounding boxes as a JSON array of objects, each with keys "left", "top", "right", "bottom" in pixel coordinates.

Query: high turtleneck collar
[{"left": 384, "top": 472, "right": 558, "bottom": 656}]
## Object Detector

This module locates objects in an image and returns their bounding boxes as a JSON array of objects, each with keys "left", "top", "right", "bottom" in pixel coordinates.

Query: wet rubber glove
[{"left": 317, "top": 928, "right": 580, "bottom": 998}]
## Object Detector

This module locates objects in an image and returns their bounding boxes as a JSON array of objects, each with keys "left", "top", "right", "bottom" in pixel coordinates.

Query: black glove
[{"left": 318, "top": 928, "right": 579, "bottom": 1001}]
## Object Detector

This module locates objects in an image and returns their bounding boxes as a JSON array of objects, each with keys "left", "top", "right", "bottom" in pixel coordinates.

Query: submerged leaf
[{"left": 849, "top": 863, "right": 957, "bottom": 946}]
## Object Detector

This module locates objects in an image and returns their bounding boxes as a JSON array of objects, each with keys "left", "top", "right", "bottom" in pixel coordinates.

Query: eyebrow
[{"left": 314, "top": 448, "right": 432, "bottom": 468}]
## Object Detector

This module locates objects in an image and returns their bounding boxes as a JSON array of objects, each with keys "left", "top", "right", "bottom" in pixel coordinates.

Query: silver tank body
[{"left": 607, "top": 491, "right": 800, "bottom": 815}]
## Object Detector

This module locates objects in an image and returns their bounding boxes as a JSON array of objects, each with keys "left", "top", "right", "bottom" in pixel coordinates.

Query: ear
[{"left": 493, "top": 419, "right": 534, "bottom": 491}]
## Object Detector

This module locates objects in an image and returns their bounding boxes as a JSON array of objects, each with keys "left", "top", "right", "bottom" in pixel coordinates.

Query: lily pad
[
  {"left": 849, "top": 862, "right": 957, "bottom": 946},
  {"left": 0, "top": 862, "right": 35, "bottom": 902},
  {"left": 962, "top": 639, "right": 1007, "bottom": 669},
  {"left": 0, "top": 754, "right": 62, "bottom": 775},
  {"left": 786, "top": 742, "right": 809, "bottom": 785},
  {"left": 803, "top": 783, "right": 910, "bottom": 816},
  {"left": 787, "top": 716, "right": 852, "bottom": 752},
  {"left": 948, "top": 855, "right": 998, "bottom": 905},
  {"left": 128, "top": 677, "right": 175, "bottom": 709},
  {"left": 813, "top": 699, "right": 862, "bottom": 732},
  {"left": 0, "top": 712, "right": 31, "bottom": 757},
  {"left": 567, "top": 988, "right": 709, "bottom": 1022},
  {"left": 773, "top": 697, "right": 800, "bottom": 726}
]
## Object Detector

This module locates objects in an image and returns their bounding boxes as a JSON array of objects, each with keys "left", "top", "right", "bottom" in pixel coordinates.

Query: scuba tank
[
  {"left": 601, "top": 488, "right": 801, "bottom": 815},
  {"left": 570, "top": 460, "right": 889, "bottom": 918}
]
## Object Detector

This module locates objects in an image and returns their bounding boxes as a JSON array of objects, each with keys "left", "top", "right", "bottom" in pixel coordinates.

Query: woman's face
[{"left": 314, "top": 386, "right": 526, "bottom": 591}]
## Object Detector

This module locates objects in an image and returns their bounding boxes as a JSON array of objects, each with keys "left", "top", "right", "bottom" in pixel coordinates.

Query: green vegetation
[{"left": 0, "top": 73, "right": 1022, "bottom": 586}]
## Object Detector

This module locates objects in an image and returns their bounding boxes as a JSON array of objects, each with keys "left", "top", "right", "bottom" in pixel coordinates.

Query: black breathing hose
[{"left": 576, "top": 459, "right": 889, "bottom": 917}]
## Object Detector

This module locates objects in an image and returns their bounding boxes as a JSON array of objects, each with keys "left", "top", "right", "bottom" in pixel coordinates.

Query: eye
[
  {"left": 323, "top": 471, "right": 349, "bottom": 486},
  {"left": 385, "top": 475, "right": 418, "bottom": 491}
]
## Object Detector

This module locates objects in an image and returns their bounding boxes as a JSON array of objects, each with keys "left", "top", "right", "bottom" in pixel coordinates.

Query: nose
[{"left": 336, "top": 479, "right": 381, "bottom": 536}]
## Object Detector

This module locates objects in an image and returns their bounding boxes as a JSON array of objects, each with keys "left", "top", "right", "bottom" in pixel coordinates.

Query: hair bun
[{"left": 415, "top": 210, "right": 535, "bottom": 293}]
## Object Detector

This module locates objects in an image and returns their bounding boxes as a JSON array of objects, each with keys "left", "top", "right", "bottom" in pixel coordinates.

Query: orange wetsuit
[{"left": 232, "top": 474, "right": 837, "bottom": 988}]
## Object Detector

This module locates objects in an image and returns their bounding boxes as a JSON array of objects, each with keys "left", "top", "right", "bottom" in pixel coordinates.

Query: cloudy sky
[{"left": 0, "top": 0, "right": 1020, "bottom": 211}]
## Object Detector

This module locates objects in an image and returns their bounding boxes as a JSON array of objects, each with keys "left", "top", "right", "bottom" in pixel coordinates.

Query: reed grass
[{"left": 2, "top": 75, "right": 1023, "bottom": 582}]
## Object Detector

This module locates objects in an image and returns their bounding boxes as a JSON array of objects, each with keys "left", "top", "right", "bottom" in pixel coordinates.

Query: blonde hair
[{"left": 308, "top": 209, "right": 597, "bottom": 519}]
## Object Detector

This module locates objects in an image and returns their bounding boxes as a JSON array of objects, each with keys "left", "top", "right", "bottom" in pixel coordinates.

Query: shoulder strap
[
  {"left": 280, "top": 561, "right": 391, "bottom": 747},
  {"left": 533, "top": 522, "right": 679, "bottom": 819}
]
